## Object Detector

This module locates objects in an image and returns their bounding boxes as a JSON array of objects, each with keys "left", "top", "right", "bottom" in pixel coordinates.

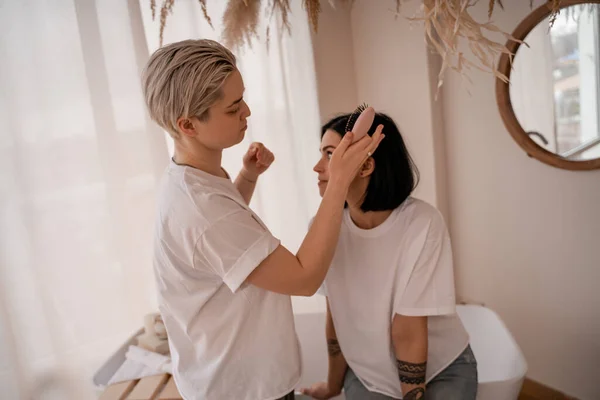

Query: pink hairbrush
[{"left": 346, "top": 103, "right": 375, "bottom": 143}]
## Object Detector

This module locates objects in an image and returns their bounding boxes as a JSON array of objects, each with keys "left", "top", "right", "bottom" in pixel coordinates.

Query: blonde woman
[{"left": 141, "top": 39, "right": 383, "bottom": 400}]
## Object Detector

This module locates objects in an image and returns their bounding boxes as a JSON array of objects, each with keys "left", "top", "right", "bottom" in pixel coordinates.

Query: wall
[
  {"left": 310, "top": 1, "right": 600, "bottom": 399},
  {"left": 310, "top": 1, "right": 358, "bottom": 123},
  {"left": 443, "top": 3, "right": 600, "bottom": 400}
]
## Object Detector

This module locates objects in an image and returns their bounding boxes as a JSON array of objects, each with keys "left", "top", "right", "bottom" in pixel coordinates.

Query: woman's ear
[
  {"left": 360, "top": 157, "right": 375, "bottom": 178},
  {"left": 176, "top": 117, "right": 198, "bottom": 138}
]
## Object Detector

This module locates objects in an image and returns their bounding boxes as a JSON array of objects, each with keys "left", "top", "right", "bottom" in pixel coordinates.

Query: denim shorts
[{"left": 343, "top": 345, "right": 478, "bottom": 400}]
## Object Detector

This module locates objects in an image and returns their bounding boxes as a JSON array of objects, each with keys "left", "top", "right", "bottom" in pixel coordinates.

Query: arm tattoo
[
  {"left": 403, "top": 387, "right": 425, "bottom": 400},
  {"left": 327, "top": 339, "right": 342, "bottom": 357},
  {"left": 397, "top": 359, "right": 427, "bottom": 385}
]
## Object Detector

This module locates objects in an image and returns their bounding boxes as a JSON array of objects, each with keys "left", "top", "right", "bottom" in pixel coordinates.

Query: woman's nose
[
  {"left": 241, "top": 100, "right": 251, "bottom": 118},
  {"left": 313, "top": 158, "right": 324, "bottom": 173}
]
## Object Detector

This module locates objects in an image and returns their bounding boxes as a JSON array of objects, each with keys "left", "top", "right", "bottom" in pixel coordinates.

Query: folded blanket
[{"left": 107, "top": 345, "right": 172, "bottom": 385}]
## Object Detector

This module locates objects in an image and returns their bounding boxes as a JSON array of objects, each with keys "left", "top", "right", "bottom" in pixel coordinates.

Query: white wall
[
  {"left": 349, "top": 0, "right": 446, "bottom": 210},
  {"left": 443, "top": 3, "right": 600, "bottom": 400},
  {"left": 310, "top": 2, "right": 358, "bottom": 124},
  {"left": 310, "top": 1, "right": 600, "bottom": 399}
]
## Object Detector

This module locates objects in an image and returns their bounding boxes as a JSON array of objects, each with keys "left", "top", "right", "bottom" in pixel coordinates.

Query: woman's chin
[
  {"left": 227, "top": 132, "right": 245, "bottom": 147},
  {"left": 237, "top": 130, "right": 246, "bottom": 142}
]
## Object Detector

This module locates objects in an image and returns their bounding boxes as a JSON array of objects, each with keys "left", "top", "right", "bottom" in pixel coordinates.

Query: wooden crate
[{"left": 98, "top": 374, "right": 182, "bottom": 400}]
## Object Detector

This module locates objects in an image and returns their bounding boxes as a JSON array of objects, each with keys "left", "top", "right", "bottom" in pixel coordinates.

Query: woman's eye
[
  {"left": 326, "top": 152, "right": 332, "bottom": 160},
  {"left": 228, "top": 108, "right": 240, "bottom": 114}
]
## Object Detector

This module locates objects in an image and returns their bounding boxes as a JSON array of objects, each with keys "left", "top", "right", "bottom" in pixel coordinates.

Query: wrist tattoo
[
  {"left": 397, "top": 359, "right": 427, "bottom": 385},
  {"left": 404, "top": 387, "right": 425, "bottom": 400},
  {"left": 327, "top": 339, "right": 342, "bottom": 357}
]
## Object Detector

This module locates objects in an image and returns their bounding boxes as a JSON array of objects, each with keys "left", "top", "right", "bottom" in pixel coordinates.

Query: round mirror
[{"left": 496, "top": 0, "right": 600, "bottom": 170}]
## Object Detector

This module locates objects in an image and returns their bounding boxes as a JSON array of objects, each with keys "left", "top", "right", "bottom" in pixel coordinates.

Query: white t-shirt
[
  {"left": 153, "top": 161, "right": 301, "bottom": 400},
  {"left": 320, "top": 198, "right": 469, "bottom": 399}
]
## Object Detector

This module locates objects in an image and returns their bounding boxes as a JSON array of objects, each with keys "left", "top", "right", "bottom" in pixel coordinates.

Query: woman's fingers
[
  {"left": 368, "top": 126, "right": 385, "bottom": 155},
  {"left": 346, "top": 124, "right": 384, "bottom": 159}
]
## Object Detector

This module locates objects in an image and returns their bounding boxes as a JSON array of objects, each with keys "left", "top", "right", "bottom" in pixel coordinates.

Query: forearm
[
  {"left": 325, "top": 301, "right": 347, "bottom": 393},
  {"left": 392, "top": 316, "right": 428, "bottom": 400},
  {"left": 234, "top": 169, "right": 258, "bottom": 204},
  {"left": 294, "top": 180, "right": 347, "bottom": 293}
]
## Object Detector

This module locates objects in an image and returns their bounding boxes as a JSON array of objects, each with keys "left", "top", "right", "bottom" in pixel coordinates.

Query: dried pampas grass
[
  {"left": 150, "top": 0, "right": 575, "bottom": 86},
  {"left": 221, "top": 0, "right": 261, "bottom": 49},
  {"left": 268, "top": 0, "right": 292, "bottom": 33},
  {"left": 487, "top": 0, "right": 504, "bottom": 19},
  {"left": 265, "top": 0, "right": 292, "bottom": 49},
  {"left": 405, "top": 0, "right": 521, "bottom": 91},
  {"left": 547, "top": 0, "right": 561, "bottom": 26},
  {"left": 199, "top": 0, "right": 213, "bottom": 29},
  {"left": 303, "top": 0, "right": 322, "bottom": 32},
  {"left": 150, "top": 0, "right": 214, "bottom": 46},
  {"left": 155, "top": 0, "right": 175, "bottom": 47},
  {"left": 403, "top": 0, "right": 573, "bottom": 90}
]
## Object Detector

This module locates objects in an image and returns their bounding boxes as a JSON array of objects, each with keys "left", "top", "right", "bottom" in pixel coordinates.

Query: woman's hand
[
  {"left": 241, "top": 142, "right": 274, "bottom": 181},
  {"left": 299, "top": 381, "right": 341, "bottom": 399},
  {"left": 327, "top": 125, "right": 384, "bottom": 189}
]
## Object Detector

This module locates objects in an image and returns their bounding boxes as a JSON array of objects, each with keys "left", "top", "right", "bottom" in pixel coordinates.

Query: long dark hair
[{"left": 321, "top": 112, "right": 420, "bottom": 212}]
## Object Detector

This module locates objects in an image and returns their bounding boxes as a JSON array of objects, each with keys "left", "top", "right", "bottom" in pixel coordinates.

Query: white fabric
[
  {"left": 0, "top": 0, "right": 320, "bottom": 398},
  {"left": 107, "top": 346, "right": 172, "bottom": 385},
  {"left": 0, "top": 1, "right": 169, "bottom": 398},
  {"left": 153, "top": 161, "right": 301, "bottom": 400},
  {"left": 321, "top": 198, "right": 469, "bottom": 399}
]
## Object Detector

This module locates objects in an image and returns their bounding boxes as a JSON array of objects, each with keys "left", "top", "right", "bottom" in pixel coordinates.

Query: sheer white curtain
[{"left": 0, "top": 0, "right": 321, "bottom": 398}]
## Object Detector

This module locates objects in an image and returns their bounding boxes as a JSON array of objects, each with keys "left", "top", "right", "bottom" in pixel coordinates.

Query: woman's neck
[
  {"left": 173, "top": 141, "right": 226, "bottom": 178},
  {"left": 347, "top": 203, "right": 393, "bottom": 230},
  {"left": 345, "top": 180, "right": 394, "bottom": 229}
]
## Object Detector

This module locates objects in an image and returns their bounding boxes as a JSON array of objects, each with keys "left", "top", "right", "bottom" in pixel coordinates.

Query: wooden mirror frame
[{"left": 496, "top": 0, "right": 600, "bottom": 170}]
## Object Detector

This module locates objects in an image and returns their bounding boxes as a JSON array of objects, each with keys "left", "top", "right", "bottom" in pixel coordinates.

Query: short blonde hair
[{"left": 142, "top": 39, "right": 237, "bottom": 138}]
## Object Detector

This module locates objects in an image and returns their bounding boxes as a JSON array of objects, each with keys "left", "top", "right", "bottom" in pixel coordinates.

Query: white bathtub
[
  {"left": 293, "top": 304, "right": 527, "bottom": 400},
  {"left": 457, "top": 305, "right": 528, "bottom": 400}
]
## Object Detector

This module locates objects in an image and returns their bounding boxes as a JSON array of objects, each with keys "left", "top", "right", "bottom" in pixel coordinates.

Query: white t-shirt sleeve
[
  {"left": 195, "top": 198, "right": 280, "bottom": 293},
  {"left": 316, "top": 284, "right": 328, "bottom": 297},
  {"left": 393, "top": 213, "right": 456, "bottom": 317}
]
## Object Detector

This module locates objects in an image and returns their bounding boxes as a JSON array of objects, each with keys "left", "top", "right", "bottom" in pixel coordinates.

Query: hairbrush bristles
[{"left": 345, "top": 102, "right": 369, "bottom": 133}]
